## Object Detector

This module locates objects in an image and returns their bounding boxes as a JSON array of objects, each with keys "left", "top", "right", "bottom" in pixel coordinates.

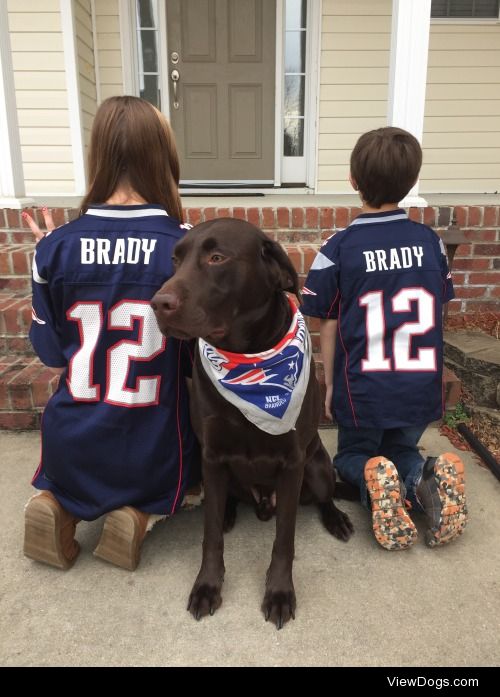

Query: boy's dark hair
[{"left": 350, "top": 127, "right": 422, "bottom": 208}]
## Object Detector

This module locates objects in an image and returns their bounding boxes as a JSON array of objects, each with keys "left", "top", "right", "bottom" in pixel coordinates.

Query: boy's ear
[{"left": 349, "top": 172, "right": 358, "bottom": 191}]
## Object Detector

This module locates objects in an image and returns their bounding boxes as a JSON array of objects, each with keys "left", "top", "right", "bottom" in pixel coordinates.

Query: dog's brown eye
[
  {"left": 208, "top": 253, "right": 225, "bottom": 264},
  {"left": 171, "top": 256, "right": 179, "bottom": 266}
]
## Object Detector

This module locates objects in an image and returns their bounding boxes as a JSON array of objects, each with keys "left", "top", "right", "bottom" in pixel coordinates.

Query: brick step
[
  {"left": 0, "top": 243, "right": 34, "bottom": 291},
  {"left": 0, "top": 355, "right": 59, "bottom": 430},
  {"left": 0, "top": 335, "right": 33, "bottom": 355},
  {"left": 0, "top": 353, "right": 462, "bottom": 431},
  {"left": 0, "top": 277, "right": 30, "bottom": 292},
  {"left": 0, "top": 229, "right": 36, "bottom": 245},
  {"left": 0, "top": 291, "right": 33, "bottom": 353},
  {"left": 0, "top": 207, "right": 69, "bottom": 245}
]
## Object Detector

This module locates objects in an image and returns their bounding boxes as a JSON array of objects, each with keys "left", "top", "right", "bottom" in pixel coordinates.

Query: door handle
[{"left": 171, "top": 69, "right": 180, "bottom": 109}]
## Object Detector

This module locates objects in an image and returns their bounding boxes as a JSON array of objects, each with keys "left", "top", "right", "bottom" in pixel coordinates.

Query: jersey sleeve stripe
[
  {"left": 32, "top": 252, "right": 48, "bottom": 284},
  {"left": 310, "top": 252, "right": 336, "bottom": 271}
]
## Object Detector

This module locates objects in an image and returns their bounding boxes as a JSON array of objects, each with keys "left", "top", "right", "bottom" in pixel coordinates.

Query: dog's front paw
[
  {"left": 320, "top": 501, "right": 354, "bottom": 541},
  {"left": 187, "top": 582, "right": 222, "bottom": 620},
  {"left": 262, "top": 588, "right": 296, "bottom": 630}
]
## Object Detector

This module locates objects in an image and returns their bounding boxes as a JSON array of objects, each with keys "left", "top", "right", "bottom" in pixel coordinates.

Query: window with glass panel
[
  {"left": 136, "top": 0, "right": 160, "bottom": 108},
  {"left": 431, "top": 0, "right": 500, "bottom": 17},
  {"left": 284, "top": 0, "right": 307, "bottom": 158}
]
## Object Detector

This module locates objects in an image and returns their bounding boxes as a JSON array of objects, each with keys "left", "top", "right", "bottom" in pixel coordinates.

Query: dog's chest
[{"left": 202, "top": 415, "right": 301, "bottom": 479}]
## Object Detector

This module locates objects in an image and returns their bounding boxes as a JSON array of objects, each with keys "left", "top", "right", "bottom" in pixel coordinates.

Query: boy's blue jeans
[{"left": 334, "top": 425, "right": 428, "bottom": 512}]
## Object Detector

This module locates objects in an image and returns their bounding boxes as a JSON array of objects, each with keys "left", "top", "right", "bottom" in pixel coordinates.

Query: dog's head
[{"left": 151, "top": 218, "right": 300, "bottom": 346}]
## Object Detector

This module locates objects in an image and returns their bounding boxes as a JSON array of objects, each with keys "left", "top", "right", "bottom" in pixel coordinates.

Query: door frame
[
  {"left": 280, "top": 0, "right": 321, "bottom": 189},
  {"left": 121, "top": 0, "right": 320, "bottom": 191}
]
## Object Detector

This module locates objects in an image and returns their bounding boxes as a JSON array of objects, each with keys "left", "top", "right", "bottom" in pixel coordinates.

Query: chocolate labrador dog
[{"left": 151, "top": 218, "right": 353, "bottom": 629}]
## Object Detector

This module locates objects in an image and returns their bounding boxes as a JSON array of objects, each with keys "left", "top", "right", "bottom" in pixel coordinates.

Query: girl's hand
[{"left": 22, "top": 207, "right": 56, "bottom": 243}]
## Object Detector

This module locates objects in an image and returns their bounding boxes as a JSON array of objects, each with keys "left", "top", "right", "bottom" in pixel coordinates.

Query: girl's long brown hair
[{"left": 80, "top": 96, "right": 183, "bottom": 222}]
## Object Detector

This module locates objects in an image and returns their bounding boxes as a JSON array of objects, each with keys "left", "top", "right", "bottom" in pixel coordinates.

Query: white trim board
[
  {"left": 158, "top": 0, "right": 170, "bottom": 116},
  {"left": 274, "top": 0, "right": 284, "bottom": 187},
  {"left": 119, "top": 0, "right": 138, "bottom": 95},
  {"left": 0, "top": 0, "right": 32, "bottom": 204},
  {"left": 387, "top": 0, "right": 431, "bottom": 207},
  {"left": 280, "top": 0, "right": 320, "bottom": 188},
  {"left": 310, "top": 0, "right": 321, "bottom": 192}
]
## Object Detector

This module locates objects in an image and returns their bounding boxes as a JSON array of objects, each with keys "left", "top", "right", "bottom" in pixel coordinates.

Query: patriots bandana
[{"left": 199, "top": 299, "right": 311, "bottom": 435}]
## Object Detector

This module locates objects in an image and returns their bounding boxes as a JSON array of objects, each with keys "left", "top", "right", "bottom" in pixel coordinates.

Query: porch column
[
  {"left": 387, "top": 0, "right": 432, "bottom": 207},
  {"left": 60, "top": 0, "right": 86, "bottom": 195},
  {"left": 0, "top": 1, "right": 33, "bottom": 208}
]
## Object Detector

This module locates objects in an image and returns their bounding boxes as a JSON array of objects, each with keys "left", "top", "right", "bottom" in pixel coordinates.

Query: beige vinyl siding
[
  {"left": 75, "top": 0, "right": 97, "bottom": 158},
  {"left": 94, "top": 0, "right": 124, "bottom": 100},
  {"left": 317, "top": 0, "right": 391, "bottom": 193},
  {"left": 421, "top": 23, "right": 500, "bottom": 194},
  {"left": 8, "top": 0, "right": 75, "bottom": 195}
]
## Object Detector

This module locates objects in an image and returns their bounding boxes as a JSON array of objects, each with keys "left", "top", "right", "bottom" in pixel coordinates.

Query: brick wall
[
  {"left": 445, "top": 206, "right": 500, "bottom": 314},
  {"left": 1, "top": 204, "right": 499, "bottom": 312},
  {"left": 186, "top": 204, "right": 500, "bottom": 316},
  {"left": 1, "top": 204, "right": 499, "bottom": 309},
  {"left": 1, "top": 204, "right": 498, "bottom": 429}
]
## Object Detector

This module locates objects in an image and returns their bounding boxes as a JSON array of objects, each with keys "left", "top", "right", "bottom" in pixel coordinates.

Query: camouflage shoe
[
  {"left": 364, "top": 457, "right": 418, "bottom": 551},
  {"left": 416, "top": 453, "right": 468, "bottom": 547}
]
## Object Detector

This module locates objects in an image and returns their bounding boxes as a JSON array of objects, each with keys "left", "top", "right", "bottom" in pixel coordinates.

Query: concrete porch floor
[{"left": 1, "top": 426, "right": 499, "bottom": 667}]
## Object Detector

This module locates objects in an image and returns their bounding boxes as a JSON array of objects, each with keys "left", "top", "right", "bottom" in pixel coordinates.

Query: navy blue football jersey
[
  {"left": 30, "top": 204, "right": 198, "bottom": 520},
  {"left": 301, "top": 209, "right": 453, "bottom": 429}
]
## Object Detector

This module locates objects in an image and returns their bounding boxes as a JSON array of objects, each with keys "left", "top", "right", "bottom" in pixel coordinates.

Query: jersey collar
[
  {"left": 350, "top": 209, "right": 408, "bottom": 227},
  {"left": 85, "top": 204, "right": 169, "bottom": 218}
]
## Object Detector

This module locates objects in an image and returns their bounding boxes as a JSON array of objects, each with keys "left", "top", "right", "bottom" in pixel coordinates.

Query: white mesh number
[
  {"left": 67, "top": 302, "right": 103, "bottom": 400},
  {"left": 359, "top": 288, "right": 436, "bottom": 373},
  {"left": 105, "top": 301, "right": 165, "bottom": 406},
  {"left": 67, "top": 301, "right": 165, "bottom": 406},
  {"left": 392, "top": 288, "right": 436, "bottom": 371},
  {"left": 359, "top": 291, "right": 391, "bottom": 371}
]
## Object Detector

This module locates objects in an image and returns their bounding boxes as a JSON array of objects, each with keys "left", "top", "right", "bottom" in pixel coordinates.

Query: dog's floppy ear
[{"left": 262, "top": 238, "right": 301, "bottom": 301}]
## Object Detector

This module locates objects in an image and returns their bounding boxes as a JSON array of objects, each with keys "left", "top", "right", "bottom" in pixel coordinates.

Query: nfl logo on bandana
[{"left": 199, "top": 301, "right": 311, "bottom": 435}]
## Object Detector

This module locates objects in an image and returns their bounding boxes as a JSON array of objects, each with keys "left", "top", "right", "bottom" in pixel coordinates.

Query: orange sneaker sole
[{"left": 364, "top": 457, "right": 418, "bottom": 551}]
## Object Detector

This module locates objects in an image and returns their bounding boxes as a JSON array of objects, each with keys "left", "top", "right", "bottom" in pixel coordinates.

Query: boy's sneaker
[
  {"left": 24, "top": 491, "right": 80, "bottom": 570},
  {"left": 416, "top": 453, "right": 468, "bottom": 547},
  {"left": 94, "top": 506, "right": 150, "bottom": 571},
  {"left": 364, "top": 457, "right": 418, "bottom": 551}
]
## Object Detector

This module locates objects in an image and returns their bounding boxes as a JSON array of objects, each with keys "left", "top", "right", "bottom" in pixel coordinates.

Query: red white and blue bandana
[{"left": 199, "top": 300, "right": 311, "bottom": 435}]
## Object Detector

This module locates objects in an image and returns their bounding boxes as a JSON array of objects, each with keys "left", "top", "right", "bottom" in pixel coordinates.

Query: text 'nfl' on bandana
[{"left": 199, "top": 300, "right": 311, "bottom": 435}]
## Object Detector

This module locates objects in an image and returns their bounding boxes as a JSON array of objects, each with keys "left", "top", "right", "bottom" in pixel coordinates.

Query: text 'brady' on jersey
[
  {"left": 29, "top": 204, "right": 197, "bottom": 520},
  {"left": 300, "top": 209, "right": 454, "bottom": 429}
]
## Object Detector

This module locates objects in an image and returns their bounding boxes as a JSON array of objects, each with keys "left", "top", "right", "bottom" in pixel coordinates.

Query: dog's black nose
[{"left": 151, "top": 292, "right": 180, "bottom": 314}]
